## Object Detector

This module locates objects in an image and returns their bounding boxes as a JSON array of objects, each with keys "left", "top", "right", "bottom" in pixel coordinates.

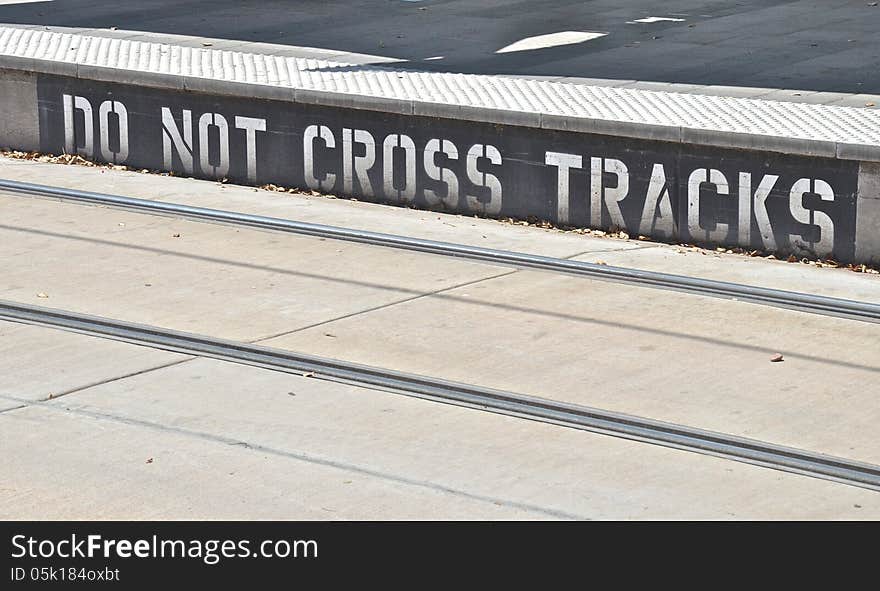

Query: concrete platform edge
[{"left": 0, "top": 56, "right": 878, "bottom": 264}]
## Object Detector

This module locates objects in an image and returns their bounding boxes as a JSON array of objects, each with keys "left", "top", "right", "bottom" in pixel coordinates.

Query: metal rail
[
  {"left": 2, "top": 178, "right": 879, "bottom": 323},
  {"left": 2, "top": 298, "right": 879, "bottom": 491}
]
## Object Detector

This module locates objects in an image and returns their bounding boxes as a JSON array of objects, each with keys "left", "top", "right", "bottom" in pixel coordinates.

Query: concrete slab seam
[
  {"left": 38, "top": 357, "right": 195, "bottom": 402},
  {"left": 0, "top": 394, "right": 588, "bottom": 520},
  {"left": 249, "top": 269, "right": 519, "bottom": 344}
]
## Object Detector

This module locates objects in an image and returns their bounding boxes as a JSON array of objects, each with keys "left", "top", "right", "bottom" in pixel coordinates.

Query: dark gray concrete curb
[{"left": 0, "top": 52, "right": 878, "bottom": 264}]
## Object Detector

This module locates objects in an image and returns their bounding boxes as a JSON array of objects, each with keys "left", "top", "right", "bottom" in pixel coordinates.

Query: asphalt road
[{"left": 1, "top": 0, "right": 879, "bottom": 92}]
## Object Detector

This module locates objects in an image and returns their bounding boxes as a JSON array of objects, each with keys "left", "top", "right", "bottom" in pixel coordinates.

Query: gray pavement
[
  {"left": 2, "top": 157, "right": 875, "bottom": 300},
  {"left": 0, "top": 321, "right": 187, "bottom": 401},
  {"left": 1, "top": 157, "right": 879, "bottom": 518},
  {"left": 0, "top": 195, "right": 512, "bottom": 343},
  {"left": 0, "top": 1, "right": 878, "bottom": 93},
  {"left": 2, "top": 322, "right": 878, "bottom": 520},
  {"left": 265, "top": 267, "right": 880, "bottom": 463}
]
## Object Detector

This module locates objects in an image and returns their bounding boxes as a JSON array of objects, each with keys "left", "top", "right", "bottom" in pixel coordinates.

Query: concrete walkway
[{"left": 1, "top": 157, "right": 878, "bottom": 519}]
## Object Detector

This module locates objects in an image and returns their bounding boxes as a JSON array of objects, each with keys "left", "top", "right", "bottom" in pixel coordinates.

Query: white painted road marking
[
  {"left": 628, "top": 17, "right": 686, "bottom": 24},
  {"left": 495, "top": 31, "right": 607, "bottom": 54}
]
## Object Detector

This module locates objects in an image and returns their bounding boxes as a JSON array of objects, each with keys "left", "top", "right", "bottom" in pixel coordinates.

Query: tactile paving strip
[{"left": 2, "top": 26, "right": 879, "bottom": 150}]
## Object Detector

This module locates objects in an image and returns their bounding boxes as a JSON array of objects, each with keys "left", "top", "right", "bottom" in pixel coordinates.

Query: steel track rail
[
  {"left": 2, "top": 299, "right": 879, "bottom": 491},
  {"left": 2, "top": 178, "right": 879, "bottom": 323}
]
